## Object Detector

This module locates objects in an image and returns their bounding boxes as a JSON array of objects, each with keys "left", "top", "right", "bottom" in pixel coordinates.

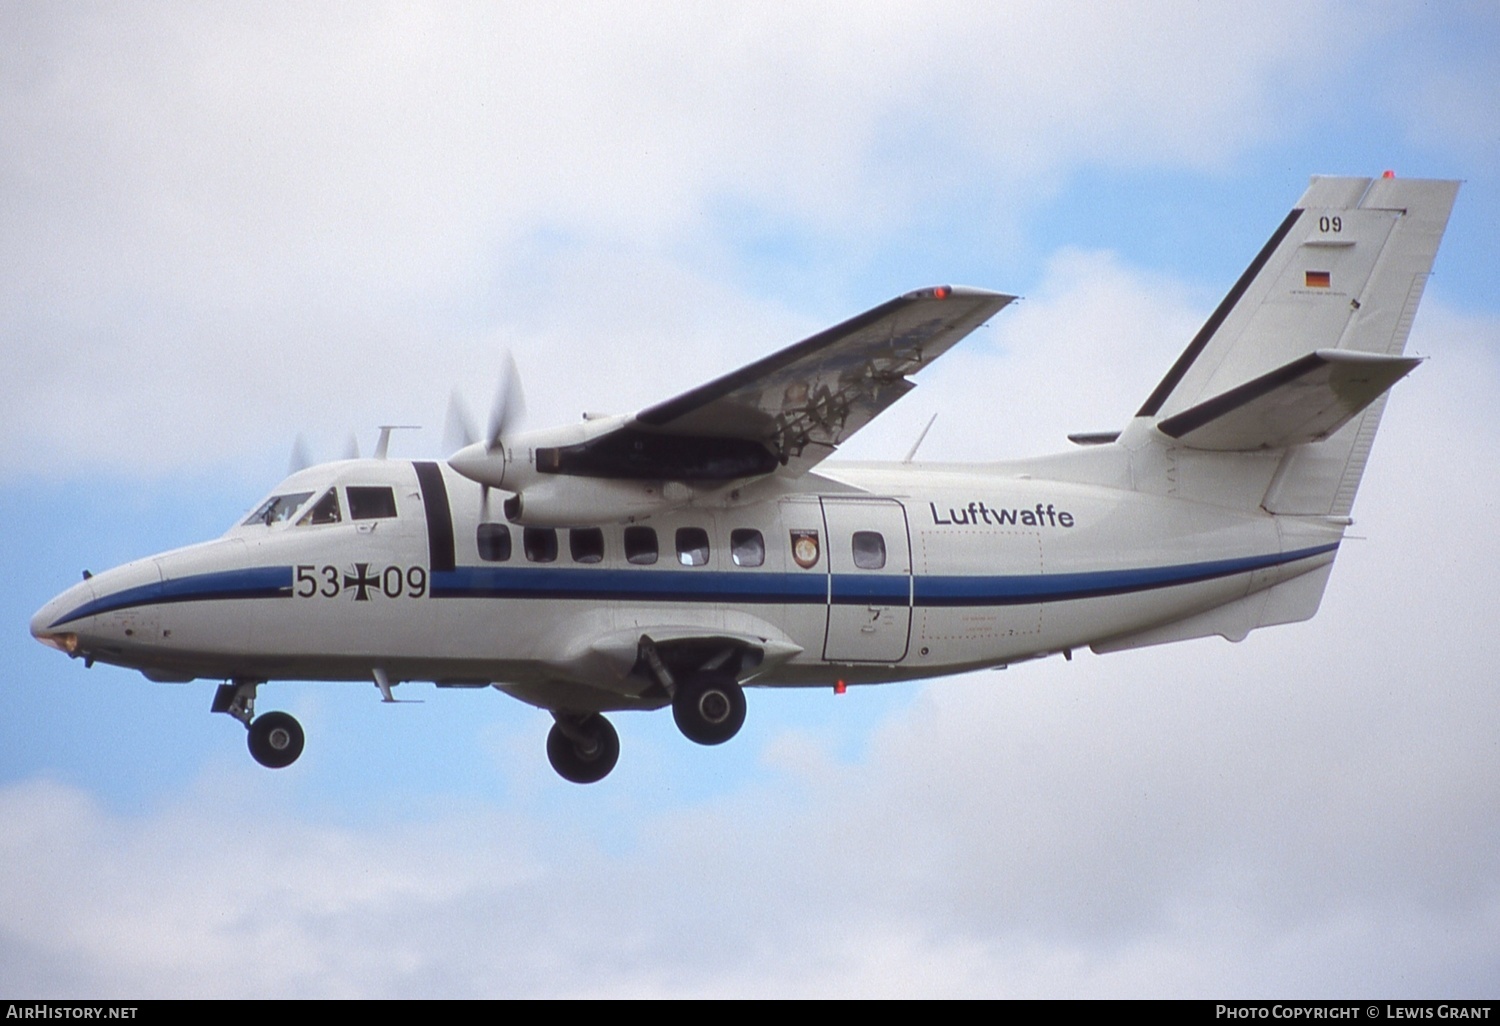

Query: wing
[{"left": 543, "top": 285, "right": 1014, "bottom": 480}]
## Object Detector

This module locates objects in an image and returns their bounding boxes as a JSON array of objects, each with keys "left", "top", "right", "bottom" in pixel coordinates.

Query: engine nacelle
[{"left": 501, "top": 476, "right": 690, "bottom": 527}]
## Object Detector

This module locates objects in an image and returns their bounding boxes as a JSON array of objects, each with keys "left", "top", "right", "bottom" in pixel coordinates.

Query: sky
[{"left": 2, "top": 0, "right": 1498, "bottom": 998}]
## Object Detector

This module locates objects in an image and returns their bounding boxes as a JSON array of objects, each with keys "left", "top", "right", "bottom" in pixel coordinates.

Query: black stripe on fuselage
[
  {"left": 1136, "top": 207, "right": 1305, "bottom": 418},
  {"left": 413, "top": 461, "right": 456, "bottom": 573}
]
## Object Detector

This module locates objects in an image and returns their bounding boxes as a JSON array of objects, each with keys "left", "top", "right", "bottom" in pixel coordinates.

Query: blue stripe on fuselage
[
  {"left": 430, "top": 566, "right": 828, "bottom": 604},
  {"left": 48, "top": 566, "right": 295, "bottom": 627},
  {"left": 49, "top": 543, "right": 1339, "bottom": 625},
  {"left": 914, "top": 543, "right": 1340, "bottom": 606}
]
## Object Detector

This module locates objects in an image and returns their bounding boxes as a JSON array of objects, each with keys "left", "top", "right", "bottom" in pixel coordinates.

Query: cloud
[
  {"left": 842, "top": 246, "right": 1207, "bottom": 462},
  {"left": 1, "top": 0, "right": 1382, "bottom": 479},
  {"left": 1378, "top": 3, "right": 1500, "bottom": 169}
]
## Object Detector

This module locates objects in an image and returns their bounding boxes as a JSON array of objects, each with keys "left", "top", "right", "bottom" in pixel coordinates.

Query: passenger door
[{"left": 821, "top": 498, "right": 912, "bottom": 662}]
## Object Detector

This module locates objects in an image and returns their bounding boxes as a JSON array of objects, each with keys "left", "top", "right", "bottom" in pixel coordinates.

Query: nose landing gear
[
  {"left": 212, "top": 679, "right": 305, "bottom": 769},
  {"left": 247, "top": 710, "right": 305, "bottom": 769}
]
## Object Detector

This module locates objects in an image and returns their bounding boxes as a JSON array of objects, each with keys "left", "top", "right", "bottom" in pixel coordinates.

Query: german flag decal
[{"left": 1305, "top": 270, "right": 1331, "bottom": 288}]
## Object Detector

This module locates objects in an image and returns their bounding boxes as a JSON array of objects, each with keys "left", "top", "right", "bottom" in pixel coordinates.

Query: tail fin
[
  {"left": 1097, "top": 176, "right": 1457, "bottom": 655},
  {"left": 1136, "top": 175, "right": 1458, "bottom": 516}
]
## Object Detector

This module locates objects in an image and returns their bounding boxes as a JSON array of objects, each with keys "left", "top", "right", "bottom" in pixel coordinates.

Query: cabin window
[
  {"left": 477, "top": 523, "right": 511, "bottom": 562},
  {"left": 731, "top": 529, "right": 765, "bottom": 567},
  {"left": 676, "top": 527, "right": 710, "bottom": 567},
  {"left": 347, "top": 486, "right": 398, "bottom": 520},
  {"left": 570, "top": 528, "right": 605, "bottom": 564},
  {"left": 524, "top": 527, "right": 558, "bottom": 563},
  {"left": 243, "top": 492, "right": 313, "bottom": 527},
  {"left": 852, "top": 531, "right": 886, "bottom": 570},
  {"left": 298, "top": 489, "right": 342, "bottom": 526},
  {"left": 624, "top": 526, "right": 658, "bottom": 565}
]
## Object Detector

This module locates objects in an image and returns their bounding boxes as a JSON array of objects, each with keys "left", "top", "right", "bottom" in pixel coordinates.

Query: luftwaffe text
[{"left": 928, "top": 501, "right": 1076, "bottom": 528}]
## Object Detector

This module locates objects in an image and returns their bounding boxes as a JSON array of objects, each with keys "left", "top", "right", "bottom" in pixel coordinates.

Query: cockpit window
[
  {"left": 347, "top": 486, "right": 398, "bottom": 520},
  {"left": 297, "top": 489, "right": 342, "bottom": 526},
  {"left": 244, "top": 492, "right": 314, "bottom": 527}
]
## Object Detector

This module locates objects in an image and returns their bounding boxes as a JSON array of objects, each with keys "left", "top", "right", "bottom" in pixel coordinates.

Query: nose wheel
[
  {"left": 214, "top": 681, "right": 306, "bottom": 769},
  {"left": 247, "top": 710, "right": 305, "bottom": 769}
]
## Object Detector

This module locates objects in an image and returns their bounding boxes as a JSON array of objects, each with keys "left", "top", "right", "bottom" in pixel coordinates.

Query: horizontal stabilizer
[{"left": 1156, "top": 349, "right": 1421, "bottom": 451}]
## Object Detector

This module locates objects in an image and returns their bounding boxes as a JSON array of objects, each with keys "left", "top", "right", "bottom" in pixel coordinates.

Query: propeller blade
[
  {"left": 444, "top": 391, "right": 477, "bottom": 454},
  {"left": 486, "top": 351, "right": 526, "bottom": 453},
  {"left": 288, "top": 434, "right": 312, "bottom": 475}
]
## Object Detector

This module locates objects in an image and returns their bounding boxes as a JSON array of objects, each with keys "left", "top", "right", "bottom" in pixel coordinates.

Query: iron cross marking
[{"left": 344, "top": 563, "right": 380, "bottom": 601}]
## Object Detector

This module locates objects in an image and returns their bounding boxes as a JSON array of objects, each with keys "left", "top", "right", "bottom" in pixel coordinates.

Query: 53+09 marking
[{"left": 295, "top": 564, "right": 427, "bottom": 601}]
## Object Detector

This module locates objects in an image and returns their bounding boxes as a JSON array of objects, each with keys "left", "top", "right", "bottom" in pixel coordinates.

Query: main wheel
[
  {"left": 546, "top": 714, "right": 620, "bottom": 784},
  {"left": 247, "top": 711, "right": 305, "bottom": 769},
  {"left": 672, "top": 672, "right": 746, "bottom": 746}
]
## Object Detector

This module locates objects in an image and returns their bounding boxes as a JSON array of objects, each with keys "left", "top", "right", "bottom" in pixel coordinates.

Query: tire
[
  {"left": 546, "top": 714, "right": 620, "bottom": 784},
  {"left": 247, "top": 711, "right": 305, "bottom": 769},
  {"left": 672, "top": 672, "right": 746, "bottom": 746}
]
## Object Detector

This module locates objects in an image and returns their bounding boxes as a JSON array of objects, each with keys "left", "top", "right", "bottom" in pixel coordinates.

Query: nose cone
[
  {"left": 448, "top": 442, "right": 508, "bottom": 488},
  {"left": 28, "top": 599, "right": 52, "bottom": 641},
  {"left": 30, "top": 578, "right": 94, "bottom": 655}
]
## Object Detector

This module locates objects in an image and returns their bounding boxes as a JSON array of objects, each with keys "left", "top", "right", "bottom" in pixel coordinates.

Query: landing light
[{"left": 37, "top": 632, "right": 79, "bottom": 656}]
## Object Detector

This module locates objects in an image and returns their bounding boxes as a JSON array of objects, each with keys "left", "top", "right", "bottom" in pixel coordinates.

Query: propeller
[
  {"left": 486, "top": 351, "right": 526, "bottom": 453},
  {"left": 443, "top": 392, "right": 477, "bottom": 453},
  {"left": 288, "top": 434, "right": 313, "bottom": 475},
  {"left": 447, "top": 352, "right": 527, "bottom": 521},
  {"left": 286, "top": 431, "right": 373, "bottom": 476}
]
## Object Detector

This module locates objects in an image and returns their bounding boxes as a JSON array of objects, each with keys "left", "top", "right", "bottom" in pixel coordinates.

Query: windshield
[
  {"left": 243, "top": 491, "right": 314, "bottom": 527},
  {"left": 297, "top": 489, "right": 342, "bottom": 526}
]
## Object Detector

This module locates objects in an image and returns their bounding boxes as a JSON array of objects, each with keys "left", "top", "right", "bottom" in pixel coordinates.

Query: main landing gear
[
  {"left": 212, "top": 680, "right": 305, "bottom": 770},
  {"left": 542, "top": 670, "right": 749, "bottom": 784},
  {"left": 546, "top": 713, "right": 620, "bottom": 784},
  {"left": 672, "top": 671, "right": 747, "bottom": 746}
]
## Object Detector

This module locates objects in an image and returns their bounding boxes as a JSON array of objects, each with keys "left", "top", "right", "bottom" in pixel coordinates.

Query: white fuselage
[{"left": 30, "top": 453, "right": 1342, "bottom": 712}]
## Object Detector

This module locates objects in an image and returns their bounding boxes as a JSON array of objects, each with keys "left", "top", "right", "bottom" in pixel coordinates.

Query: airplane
[{"left": 30, "top": 174, "right": 1459, "bottom": 784}]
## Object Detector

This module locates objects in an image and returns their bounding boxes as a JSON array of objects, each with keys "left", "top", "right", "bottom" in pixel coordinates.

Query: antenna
[
  {"left": 903, "top": 413, "right": 939, "bottom": 463},
  {"left": 373, "top": 425, "right": 421, "bottom": 460}
]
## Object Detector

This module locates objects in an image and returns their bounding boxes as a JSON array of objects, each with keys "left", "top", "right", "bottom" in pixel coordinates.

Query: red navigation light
[
  {"left": 1382, "top": 170, "right": 1396, "bottom": 179},
  {"left": 834, "top": 679, "right": 847, "bottom": 695},
  {"left": 933, "top": 285, "right": 951, "bottom": 300}
]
